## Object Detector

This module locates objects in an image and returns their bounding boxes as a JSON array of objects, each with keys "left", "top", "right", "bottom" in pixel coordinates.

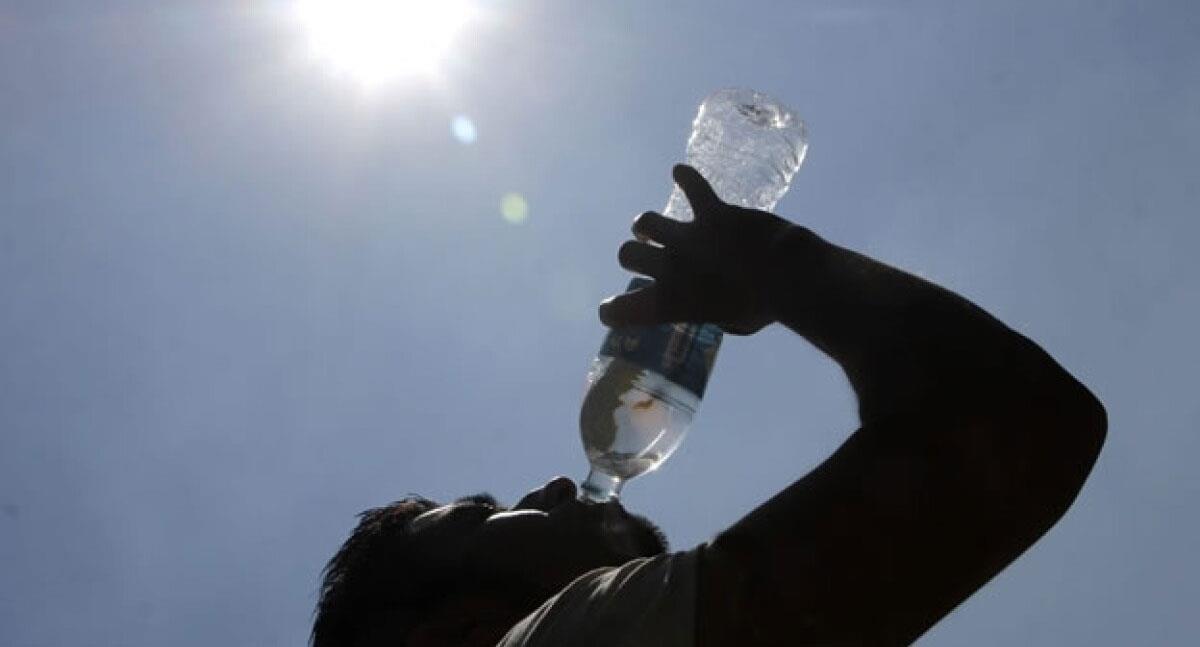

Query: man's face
[{"left": 410, "top": 476, "right": 667, "bottom": 596}]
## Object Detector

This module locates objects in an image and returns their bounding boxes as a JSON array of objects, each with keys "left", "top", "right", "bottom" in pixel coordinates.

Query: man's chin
[
  {"left": 605, "top": 512, "right": 669, "bottom": 558},
  {"left": 567, "top": 500, "right": 668, "bottom": 559}
]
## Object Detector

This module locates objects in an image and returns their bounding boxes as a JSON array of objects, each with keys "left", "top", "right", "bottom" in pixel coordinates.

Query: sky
[{"left": 1, "top": 0, "right": 1198, "bottom": 645}]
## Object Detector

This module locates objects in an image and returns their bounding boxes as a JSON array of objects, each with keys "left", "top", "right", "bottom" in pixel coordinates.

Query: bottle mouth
[{"left": 579, "top": 469, "right": 623, "bottom": 502}]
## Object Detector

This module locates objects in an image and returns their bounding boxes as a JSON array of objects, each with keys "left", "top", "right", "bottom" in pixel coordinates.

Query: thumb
[
  {"left": 599, "top": 283, "right": 669, "bottom": 328},
  {"left": 672, "top": 164, "right": 722, "bottom": 217}
]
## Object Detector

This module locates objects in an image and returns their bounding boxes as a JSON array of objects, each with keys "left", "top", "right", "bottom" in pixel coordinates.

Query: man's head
[{"left": 312, "top": 477, "right": 667, "bottom": 647}]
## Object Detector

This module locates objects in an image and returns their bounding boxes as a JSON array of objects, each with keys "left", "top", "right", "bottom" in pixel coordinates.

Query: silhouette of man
[{"left": 311, "top": 165, "right": 1106, "bottom": 646}]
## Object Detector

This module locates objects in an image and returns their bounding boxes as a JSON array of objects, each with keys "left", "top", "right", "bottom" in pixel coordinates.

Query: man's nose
[{"left": 515, "top": 476, "right": 577, "bottom": 511}]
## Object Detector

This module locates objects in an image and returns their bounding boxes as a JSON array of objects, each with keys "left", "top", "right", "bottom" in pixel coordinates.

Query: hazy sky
[{"left": 2, "top": 1, "right": 1198, "bottom": 645}]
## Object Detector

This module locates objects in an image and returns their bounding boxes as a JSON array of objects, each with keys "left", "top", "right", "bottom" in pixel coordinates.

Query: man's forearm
[
  {"left": 763, "top": 224, "right": 1102, "bottom": 427},
  {"left": 698, "top": 224, "right": 1107, "bottom": 645}
]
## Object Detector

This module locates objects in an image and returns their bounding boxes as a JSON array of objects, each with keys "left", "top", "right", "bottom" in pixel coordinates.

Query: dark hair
[
  {"left": 311, "top": 493, "right": 515, "bottom": 647},
  {"left": 312, "top": 496, "right": 438, "bottom": 646}
]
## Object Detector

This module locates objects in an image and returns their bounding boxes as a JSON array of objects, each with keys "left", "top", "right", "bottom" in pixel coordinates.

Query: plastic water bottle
[{"left": 579, "top": 88, "right": 808, "bottom": 502}]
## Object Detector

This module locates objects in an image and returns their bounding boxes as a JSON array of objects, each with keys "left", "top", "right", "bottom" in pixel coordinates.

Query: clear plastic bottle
[{"left": 579, "top": 88, "right": 808, "bottom": 502}]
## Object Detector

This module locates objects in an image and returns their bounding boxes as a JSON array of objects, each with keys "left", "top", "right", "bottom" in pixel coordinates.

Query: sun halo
[{"left": 296, "top": 0, "right": 476, "bottom": 86}]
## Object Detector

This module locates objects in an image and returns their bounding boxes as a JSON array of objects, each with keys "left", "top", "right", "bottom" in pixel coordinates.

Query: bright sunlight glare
[{"left": 296, "top": 0, "right": 476, "bottom": 86}]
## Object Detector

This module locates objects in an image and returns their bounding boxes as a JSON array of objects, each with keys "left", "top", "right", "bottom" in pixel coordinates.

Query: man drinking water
[{"left": 311, "top": 164, "right": 1106, "bottom": 646}]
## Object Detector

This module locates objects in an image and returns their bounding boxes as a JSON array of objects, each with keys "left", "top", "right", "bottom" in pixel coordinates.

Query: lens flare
[
  {"left": 451, "top": 115, "right": 477, "bottom": 144},
  {"left": 501, "top": 193, "right": 528, "bottom": 224}
]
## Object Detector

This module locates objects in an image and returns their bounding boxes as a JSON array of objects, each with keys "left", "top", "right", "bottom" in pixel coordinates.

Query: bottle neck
[{"left": 579, "top": 469, "right": 623, "bottom": 502}]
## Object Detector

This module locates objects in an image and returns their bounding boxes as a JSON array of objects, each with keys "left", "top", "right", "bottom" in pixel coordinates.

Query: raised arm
[{"left": 600, "top": 166, "right": 1106, "bottom": 645}]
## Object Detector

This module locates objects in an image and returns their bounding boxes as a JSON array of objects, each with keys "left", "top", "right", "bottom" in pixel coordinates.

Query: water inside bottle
[{"left": 579, "top": 355, "right": 700, "bottom": 481}]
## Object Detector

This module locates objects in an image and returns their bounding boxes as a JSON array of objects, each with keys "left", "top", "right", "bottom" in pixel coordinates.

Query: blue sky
[{"left": 2, "top": 1, "right": 1197, "bottom": 644}]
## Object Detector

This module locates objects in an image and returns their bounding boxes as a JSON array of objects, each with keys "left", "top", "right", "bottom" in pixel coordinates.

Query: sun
[{"left": 295, "top": 0, "right": 476, "bottom": 86}]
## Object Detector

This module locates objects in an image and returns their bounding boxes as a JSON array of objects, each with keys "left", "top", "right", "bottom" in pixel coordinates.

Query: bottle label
[{"left": 597, "top": 278, "right": 723, "bottom": 398}]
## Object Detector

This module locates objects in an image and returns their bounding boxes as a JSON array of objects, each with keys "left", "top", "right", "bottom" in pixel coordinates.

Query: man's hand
[{"left": 598, "top": 164, "right": 797, "bottom": 335}]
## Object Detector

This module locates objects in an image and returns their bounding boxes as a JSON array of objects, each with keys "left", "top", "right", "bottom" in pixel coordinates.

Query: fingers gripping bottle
[{"left": 579, "top": 88, "right": 809, "bottom": 502}]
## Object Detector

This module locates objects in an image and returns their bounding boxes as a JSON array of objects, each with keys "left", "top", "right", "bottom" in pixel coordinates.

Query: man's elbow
[
  {"left": 1059, "top": 380, "right": 1107, "bottom": 474},
  {"left": 1070, "top": 383, "right": 1107, "bottom": 480},
  {"left": 1032, "top": 380, "right": 1107, "bottom": 517}
]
